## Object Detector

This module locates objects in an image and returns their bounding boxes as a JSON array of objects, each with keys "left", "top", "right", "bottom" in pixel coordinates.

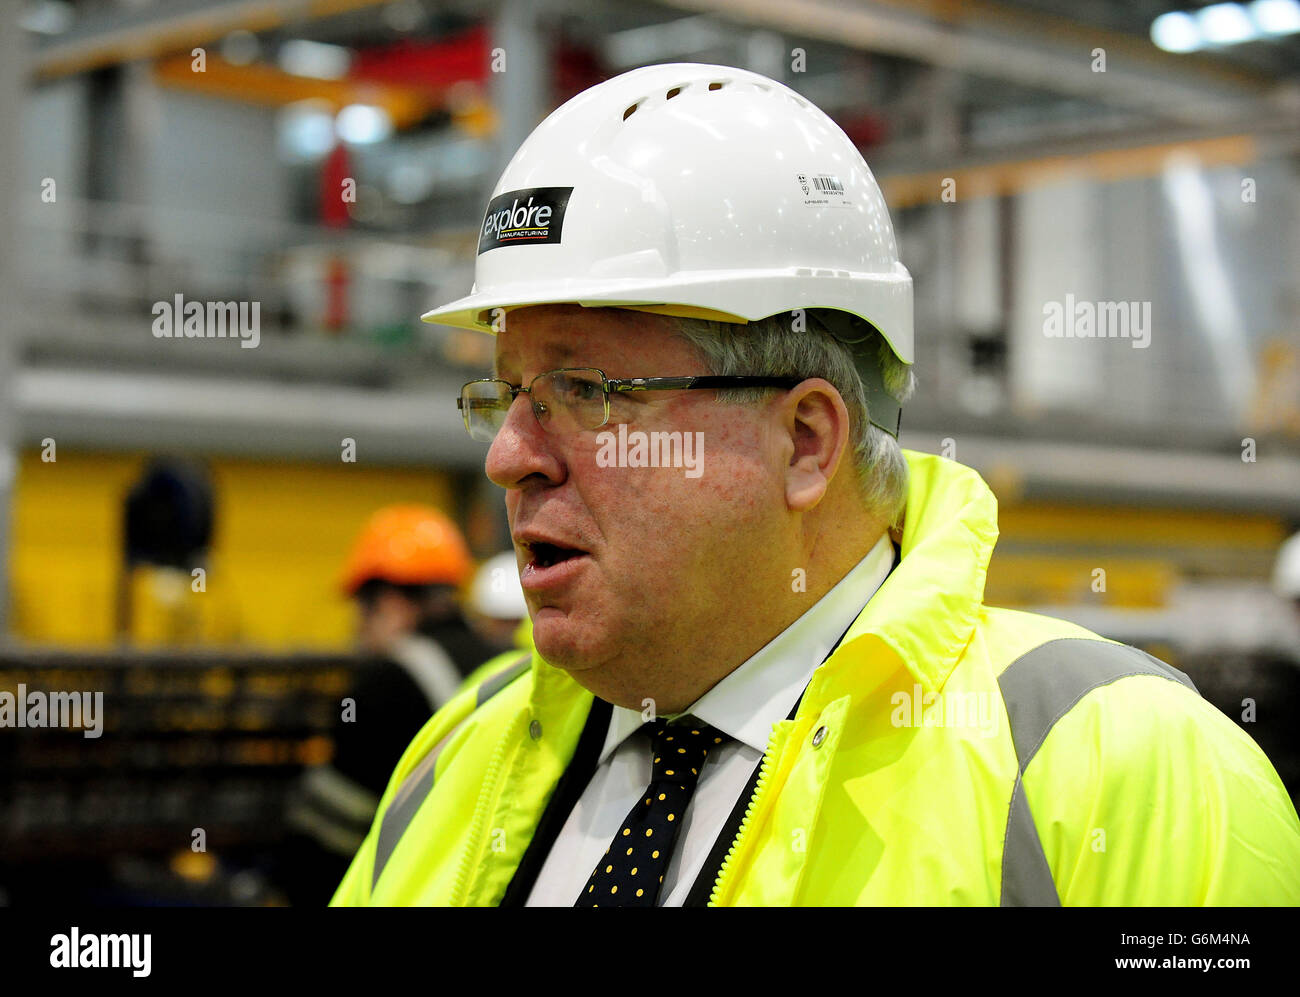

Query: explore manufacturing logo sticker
[{"left": 478, "top": 186, "right": 573, "bottom": 254}]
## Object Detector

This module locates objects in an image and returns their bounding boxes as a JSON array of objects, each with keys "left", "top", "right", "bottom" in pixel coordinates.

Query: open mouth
[{"left": 529, "top": 541, "right": 588, "bottom": 569}]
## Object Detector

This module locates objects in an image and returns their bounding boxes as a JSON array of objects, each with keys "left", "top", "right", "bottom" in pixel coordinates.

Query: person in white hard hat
[
  {"left": 468, "top": 550, "right": 531, "bottom": 654},
  {"left": 332, "top": 64, "right": 1300, "bottom": 907},
  {"left": 1274, "top": 531, "right": 1300, "bottom": 617}
]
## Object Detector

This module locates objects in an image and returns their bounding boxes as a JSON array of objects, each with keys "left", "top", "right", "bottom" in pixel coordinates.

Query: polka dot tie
[{"left": 575, "top": 717, "right": 727, "bottom": 907}]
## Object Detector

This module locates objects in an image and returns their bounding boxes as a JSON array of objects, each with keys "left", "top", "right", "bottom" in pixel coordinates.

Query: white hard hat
[
  {"left": 1274, "top": 531, "right": 1300, "bottom": 600},
  {"left": 423, "top": 62, "right": 913, "bottom": 367},
  {"left": 470, "top": 551, "right": 528, "bottom": 620}
]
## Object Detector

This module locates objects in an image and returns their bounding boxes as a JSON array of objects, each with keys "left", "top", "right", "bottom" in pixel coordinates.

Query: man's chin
[{"left": 530, "top": 609, "right": 609, "bottom": 674}]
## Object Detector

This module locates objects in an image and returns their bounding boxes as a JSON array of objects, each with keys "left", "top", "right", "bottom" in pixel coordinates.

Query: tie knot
[{"left": 645, "top": 718, "right": 726, "bottom": 785}]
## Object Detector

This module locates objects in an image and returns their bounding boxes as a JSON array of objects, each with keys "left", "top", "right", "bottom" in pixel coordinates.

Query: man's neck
[{"left": 633, "top": 526, "right": 887, "bottom": 713}]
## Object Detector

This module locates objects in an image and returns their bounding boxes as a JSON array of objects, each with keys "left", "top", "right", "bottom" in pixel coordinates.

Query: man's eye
[{"left": 559, "top": 378, "right": 602, "bottom": 401}]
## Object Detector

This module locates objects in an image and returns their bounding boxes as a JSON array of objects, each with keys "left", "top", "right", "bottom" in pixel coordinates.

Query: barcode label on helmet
[{"left": 794, "top": 172, "right": 848, "bottom": 207}]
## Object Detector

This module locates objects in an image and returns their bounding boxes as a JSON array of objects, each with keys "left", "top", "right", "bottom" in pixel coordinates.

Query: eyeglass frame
[{"left": 456, "top": 367, "right": 805, "bottom": 440}]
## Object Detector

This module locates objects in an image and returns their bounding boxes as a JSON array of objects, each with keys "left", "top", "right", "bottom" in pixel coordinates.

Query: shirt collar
[{"left": 599, "top": 533, "right": 896, "bottom": 762}]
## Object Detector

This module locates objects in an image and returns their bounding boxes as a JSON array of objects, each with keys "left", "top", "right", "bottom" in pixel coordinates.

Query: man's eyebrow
[
  {"left": 494, "top": 342, "right": 586, "bottom": 379},
  {"left": 540, "top": 341, "right": 585, "bottom": 365}
]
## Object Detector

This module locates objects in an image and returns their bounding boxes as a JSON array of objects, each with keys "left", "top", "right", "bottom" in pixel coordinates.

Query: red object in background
[
  {"left": 554, "top": 37, "right": 607, "bottom": 104},
  {"left": 350, "top": 22, "right": 607, "bottom": 110},
  {"left": 351, "top": 24, "right": 492, "bottom": 87},
  {"left": 837, "top": 111, "right": 888, "bottom": 151},
  {"left": 320, "top": 143, "right": 352, "bottom": 229},
  {"left": 320, "top": 144, "right": 351, "bottom": 332},
  {"left": 324, "top": 256, "right": 350, "bottom": 334}
]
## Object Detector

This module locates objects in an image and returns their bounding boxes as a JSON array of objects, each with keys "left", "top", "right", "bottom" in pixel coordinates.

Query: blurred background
[{"left": 0, "top": 0, "right": 1297, "bottom": 904}]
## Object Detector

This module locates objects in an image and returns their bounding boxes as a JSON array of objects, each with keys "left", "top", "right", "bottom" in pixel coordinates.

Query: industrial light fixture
[
  {"left": 19, "top": 0, "right": 73, "bottom": 35},
  {"left": 278, "top": 39, "right": 352, "bottom": 79},
  {"left": 1199, "top": 3, "right": 1256, "bottom": 44},
  {"left": 1252, "top": 0, "right": 1300, "bottom": 32},
  {"left": 278, "top": 100, "right": 337, "bottom": 161},
  {"left": 1152, "top": 0, "right": 1300, "bottom": 51},
  {"left": 336, "top": 104, "right": 393, "bottom": 145},
  {"left": 1151, "top": 10, "right": 1201, "bottom": 51}
]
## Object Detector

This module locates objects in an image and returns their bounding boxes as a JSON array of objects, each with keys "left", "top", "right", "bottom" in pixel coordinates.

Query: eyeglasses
[{"left": 457, "top": 367, "right": 803, "bottom": 443}]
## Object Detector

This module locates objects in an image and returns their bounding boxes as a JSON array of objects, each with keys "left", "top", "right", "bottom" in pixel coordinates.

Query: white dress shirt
[{"left": 525, "top": 533, "right": 896, "bottom": 906}]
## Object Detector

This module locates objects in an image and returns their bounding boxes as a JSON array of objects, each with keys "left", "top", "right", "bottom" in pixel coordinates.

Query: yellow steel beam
[
  {"left": 997, "top": 501, "right": 1286, "bottom": 551},
  {"left": 152, "top": 53, "right": 498, "bottom": 136},
  {"left": 153, "top": 53, "right": 435, "bottom": 128},
  {"left": 985, "top": 554, "right": 1176, "bottom": 608}
]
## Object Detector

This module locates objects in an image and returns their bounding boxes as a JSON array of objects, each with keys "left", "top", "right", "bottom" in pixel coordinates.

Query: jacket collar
[
  {"left": 528, "top": 450, "right": 998, "bottom": 716},
  {"left": 823, "top": 449, "right": 999, "bottom": 698}
]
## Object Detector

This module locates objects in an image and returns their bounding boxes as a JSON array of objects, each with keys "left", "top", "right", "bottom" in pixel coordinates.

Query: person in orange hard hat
[
  {"left": 277, "top": 504, "right": 497, "bottom": 904},
  {"left": 339, "top": 504, "right": 478, "bottom": 664}
]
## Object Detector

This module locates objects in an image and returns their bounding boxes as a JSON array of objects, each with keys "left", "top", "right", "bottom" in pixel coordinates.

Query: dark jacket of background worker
[{"left": 274, "top": 504, "right": 497, "bottom": 904}]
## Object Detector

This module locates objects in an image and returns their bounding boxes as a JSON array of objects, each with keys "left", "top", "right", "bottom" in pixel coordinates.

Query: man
[
  {"left": 278, "top": 504, "right": 496, "bottom": 904},
  {"left": 1276, "top": 531, "right": 1300, "bottom": 623},
  {"left": 467, "top": 550, "right": 531, "bottom": 656},
  {"left": 331, "top": 63, "right": 1300, "bottom": 906},
  {"left": 332, "top": 504, "right": 499, "bottom": 779}
]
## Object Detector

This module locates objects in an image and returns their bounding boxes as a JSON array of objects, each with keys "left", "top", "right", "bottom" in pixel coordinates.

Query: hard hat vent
[{"left": 623, "top": 77, "right": 738, "bottom": 124}]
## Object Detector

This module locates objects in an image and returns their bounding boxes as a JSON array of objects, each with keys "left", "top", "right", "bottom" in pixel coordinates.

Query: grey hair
[{"left": 671, "top": 310, "right": 916, "bottom": 528}]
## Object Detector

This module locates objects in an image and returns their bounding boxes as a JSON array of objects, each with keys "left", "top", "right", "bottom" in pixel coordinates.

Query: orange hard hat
[{"left": 340, "top": 504, "right": 473, "bottom": 595}]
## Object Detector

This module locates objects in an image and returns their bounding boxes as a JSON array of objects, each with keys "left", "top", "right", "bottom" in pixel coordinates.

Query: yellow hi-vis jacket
[{"left": 331, "top": 451, "right": 1300, "bottom": 906}]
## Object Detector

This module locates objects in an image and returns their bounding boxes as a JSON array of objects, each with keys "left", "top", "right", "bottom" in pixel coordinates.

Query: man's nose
[{"left": 484, "top": 393, "right": 565, "bottom": 490}]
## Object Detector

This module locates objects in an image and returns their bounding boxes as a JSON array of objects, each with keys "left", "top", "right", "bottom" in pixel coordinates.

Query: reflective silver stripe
[
  {"left": 391, "top": 634, "right": 466, "bottom": 712},
  {"left": 287, "top": 765, "right": 380, "bottom": 857},
  {"left": 371, "top": 655, "right": 533, "bottom": 892},
  {"left": 477, "top": 655, "right": 532, "bottom": 707},
  {"left": 286, "top": 793, "right": 370, "bottom": 858},
  {"left": 302, "top": 764, "right": 380, "bottom": 825},
  {"left": 1001, "top": 777, "right": 1061, "bottom": 907},
  {"left": 997, "top": 638, "right": 1199, "bottom": 906},
  {"left": 373, "top": 732, "right": 445, "bottom": 891}
]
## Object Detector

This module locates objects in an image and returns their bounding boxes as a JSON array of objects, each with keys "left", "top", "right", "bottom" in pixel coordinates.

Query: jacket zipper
[
  {"left": 708, "top": 721, "right": 785, "bottom": 906},
  {"left": 450, "top": 714, "right": 522, "bottom": 905}
]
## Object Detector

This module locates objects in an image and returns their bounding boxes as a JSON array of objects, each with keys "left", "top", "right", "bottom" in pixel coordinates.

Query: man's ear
[{"left": 780, "top": 378, "right": 851, "bottom": 512}]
